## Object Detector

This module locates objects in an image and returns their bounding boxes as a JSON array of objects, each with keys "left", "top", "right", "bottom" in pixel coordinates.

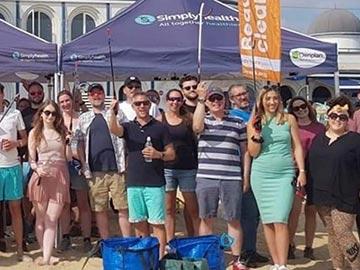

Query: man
[
  {"left": 193, "top": 83, "right": 248, "bottom": 270},
  {"left": 109, "top": 92, "right": 175, "bottom": 257},
  {"left": 75, "top": 83, "right": 131, "bottom": 243},
  {"left": 0, "top": 83, "right": 29, "bottom": 261},
  {"left": 179, "top": 75, "right": 199, "bottom": 113},
  {"left": 119, "top": 76, "right": 159, "bottom": 121},
  {"left": 228, "top": 84, "right": 269, "bottom": 268}
]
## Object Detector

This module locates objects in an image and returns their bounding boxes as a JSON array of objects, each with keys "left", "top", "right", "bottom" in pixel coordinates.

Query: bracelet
[
  {"left": 299, "top": 169, "right": 306, "bottom": 173},
  {"left": 251, "top": 135, "right": 264, "bottom": 144}
]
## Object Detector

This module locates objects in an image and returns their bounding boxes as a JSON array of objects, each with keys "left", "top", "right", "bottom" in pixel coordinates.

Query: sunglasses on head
[
  {"left": 183, "top": 85, "right": 197, "bottom": 91},
  {"left": 328, "top": 112, "right": 349, "bottom": 122},
  {"left": 43, "top": 110, "right": 57, "bottom": 117},
  {"left": 263, "top": 85, "right": 280, "bottom": 91},
  {"left": 167, "top": 97, "right": 183, "bottom": 102},
  {"left": 133, "top": 100, "right": 151, "bottom": 107},
  {"left": 292, "top": 103, "right": 307, "bottom": 112},
  {"left": 208, "top": 94, "right": 224, "bottom": 102}
]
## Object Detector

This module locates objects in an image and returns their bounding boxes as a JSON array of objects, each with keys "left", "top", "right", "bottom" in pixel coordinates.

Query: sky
[{"left": 281, "top": 0, "right": 360, "bottom": 33}]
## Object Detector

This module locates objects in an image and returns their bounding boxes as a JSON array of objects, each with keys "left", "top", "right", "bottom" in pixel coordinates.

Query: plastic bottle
[{"left": 144, "top": 136, "right": 152, "bottom": 163}]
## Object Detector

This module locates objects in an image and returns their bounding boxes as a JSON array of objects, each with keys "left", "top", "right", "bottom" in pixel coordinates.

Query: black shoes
[
  {"left": 288, "top": 244, "right": 295, "bottom": 260},
  {"left": 241, "top": 251, "right": 269, "bottom": 268},
  {"left": 304, "top": 247, "right": 315, "bottom": 260}
]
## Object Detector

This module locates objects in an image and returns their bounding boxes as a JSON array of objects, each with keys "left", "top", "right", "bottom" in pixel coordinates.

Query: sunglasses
[
  {"left": 29, "top": 91, "right": 43, "bottom": 96},
  {"left": 133, "top": 101, "right": 151, "bottom": 107},
  {"left": 167, "top": 97, "right": 183, "bottom": 102},
  {"left": 89, "top": 90, "right": 104, "bottom": 96},
  {"left": 263, "top": 85, "right": 280, "bottom": 91},
  {"left": 328, "top": 112, "right": 349, "bottom": 122},
  {"left": 292, "top": 103, "right": 307, "bottom": 112},
  {"left": 208, "top": 94, "right": 224, "bottom": 102},
  {"left": 127, "top": 84, "right": 141, "bottom": 90},
  {"left": 43, "top": 110, "right": 57, "bottom": 117},
  {"left": 183, "top": 85, "right": 197, "bottom": 91}
]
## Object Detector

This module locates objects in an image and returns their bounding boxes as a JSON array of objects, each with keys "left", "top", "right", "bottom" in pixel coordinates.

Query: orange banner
[{"left": 238, "top": 0, "right": 281, "bottom": 82}]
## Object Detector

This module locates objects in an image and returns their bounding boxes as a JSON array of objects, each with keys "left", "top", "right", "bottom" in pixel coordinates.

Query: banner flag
[{"left": 238, "top": 0, "right": 281, "bottom": 82}]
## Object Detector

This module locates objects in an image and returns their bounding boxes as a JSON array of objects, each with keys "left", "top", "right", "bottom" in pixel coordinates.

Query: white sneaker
[
  {"left": 269, "top": 264, "right": 279, "bottom": 270},
  {"left": 278, "top": 265, "right": 289, "bottom": 270}
]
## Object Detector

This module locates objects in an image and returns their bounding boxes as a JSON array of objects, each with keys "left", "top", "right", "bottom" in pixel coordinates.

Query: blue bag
[
  {"left": 168, "top": 234, "right": 233, "bottom": 270},
  {"left": 101, "top": 237, "right": 159, "bottom": 270}
]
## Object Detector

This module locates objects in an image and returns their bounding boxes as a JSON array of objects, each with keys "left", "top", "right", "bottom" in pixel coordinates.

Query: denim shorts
[
  {"left": 0, "top": 165, "right": 23, "bottom": 201},
  {"left": 196, "top": 178, "right": 243, "bottom": 221},
  {"left": 127, "top": 186, "right": 165, "bottom": 224},
  {"left": 164, "top": 169, "right": 197, "bottom": 192}
]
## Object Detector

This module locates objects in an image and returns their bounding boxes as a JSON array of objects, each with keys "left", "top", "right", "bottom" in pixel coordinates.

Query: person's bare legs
[
  {"left": 288, "top": 196, "right": 302, "bottom": 246},
  {"left": 134, "top": 221, "right": 150, "bottom": 237},
  {"left": 183, "top": 205, "right": 194, "bottom": 236},
  {"left": 34, "top": 201, "right": 48, "bottom": 251},
  {"left": 9, "top": 200, "right": 24, "bottom": 255},
  {"left": 152, "top": 224, "right": 166, "bottom": 258},
  {"left": 95, "top": 211, "right": 109, "bottom": 239},
  {"left": 274, "top": 223, "right": 290, "bottom": 266},
  {"left": 76, "top": 190, "right": 91, "bottom": 238},
  {"left": 182, "top": 192, "right": 200, "bottom": 236},
  {"left": 263, "top": 224, "right": 279, "bottom": 265},
  {"left": 165, "top": 191, "right": 177, "bottom": 241},
  {"left": 228, "top": 219, "right": 242, "bottom": 258},
  {"left": 199, "top": 218, "right": 213, "bottom": 235},
  {"left": 118, "top": 209, "right": 131, "bottom": 237},
  {"left": 42, "top": 201, "right": 64, "bottom": 265},
  {"left": 304, "top": 204, "right": 317, "bottom": 248}
]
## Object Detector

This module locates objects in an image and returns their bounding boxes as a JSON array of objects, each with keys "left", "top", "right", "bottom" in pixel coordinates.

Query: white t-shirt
[
  {"left": 119, "top": 101, "right": 160, "bottom": 122},
  {"left": 0, "top": 109, "right": 26, "bottom": 167}
]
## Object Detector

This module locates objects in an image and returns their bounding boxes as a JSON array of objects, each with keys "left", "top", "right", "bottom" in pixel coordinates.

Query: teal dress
[{"left": 251, "top": 117, "right": 295, "bottom": 224}]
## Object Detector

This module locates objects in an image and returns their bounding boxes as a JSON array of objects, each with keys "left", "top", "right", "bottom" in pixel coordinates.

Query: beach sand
[{"left": 0, "top": 207, "right": 352, "bottom": 270}]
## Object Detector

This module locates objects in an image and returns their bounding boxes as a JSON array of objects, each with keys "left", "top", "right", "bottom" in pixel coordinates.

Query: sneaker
[
  {"left": 59, "top": 236, "right": 71, "bottom": 252},
  {"left": 83, "top": 238, "right": 93, "bottom": 253},
  {"left": 233, "top": 258, "right": 248, "bottom": 270},
  {"left": 240, "top": 252, "right": 257, "bottom": 268},
  {"left": 269, "top": 265, "right": 279, "bottom": 270},
  {"left": 304, "top": 246, "right": 315, "bottom": 260},
  {"left": 16, "top": 249, "right": 33, "bottom": 262},
  {"left": 288, "top": 244, "right": 295, "bottom": 260},
  {"left": 278, "top": 265, "right": 289, "bottom": 270},
  {"left": 253, "top": 251, "right": 269, "bottom": 263}
]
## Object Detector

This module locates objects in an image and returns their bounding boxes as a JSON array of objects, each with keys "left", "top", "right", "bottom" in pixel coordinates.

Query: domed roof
[{"left": 308, "top": 9, "right": 360, "bottom": 35}]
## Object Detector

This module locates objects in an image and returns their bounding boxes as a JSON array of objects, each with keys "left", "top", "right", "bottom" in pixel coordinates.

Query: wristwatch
[
  {"left": 251, "top": 135, "right": 264, "bottom": 144},
  {"left": 198, "top": 97, "right": 205, "bottom": 103}
]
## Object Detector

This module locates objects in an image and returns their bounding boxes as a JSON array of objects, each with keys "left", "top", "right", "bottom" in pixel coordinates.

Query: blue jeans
[{"left": 241, "top": 189, "right": 260, "bottom": 253}]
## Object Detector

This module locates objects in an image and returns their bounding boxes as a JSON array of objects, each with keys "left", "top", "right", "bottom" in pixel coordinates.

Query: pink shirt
[
  {"left": 298, "top": 122, "right": 325, "bottom": 156},
  {"left": 348, "top": 110, "right": 360, "bottom": 133}
]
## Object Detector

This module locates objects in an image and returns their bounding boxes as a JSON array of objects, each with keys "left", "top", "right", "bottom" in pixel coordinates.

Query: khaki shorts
[{"left": 88, "top": 172, "right": 128, "bottom": 212}]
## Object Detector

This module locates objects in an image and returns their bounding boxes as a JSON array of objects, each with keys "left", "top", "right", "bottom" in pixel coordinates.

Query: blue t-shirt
[
  {"left": 229, "top": 107, "right": 251, "bottom": 123},
  {"left": 88, "top": 114, "right": 117, "bottom": 172}
]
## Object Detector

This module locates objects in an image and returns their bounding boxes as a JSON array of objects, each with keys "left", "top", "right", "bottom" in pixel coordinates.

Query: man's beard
[{"left": 185, "top": 93, "right": 198, "bottom": 101}]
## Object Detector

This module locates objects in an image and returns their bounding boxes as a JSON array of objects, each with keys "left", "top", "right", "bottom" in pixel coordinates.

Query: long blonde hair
[{"left": 256, "top": 86, "right": 287, "bottom": 125}]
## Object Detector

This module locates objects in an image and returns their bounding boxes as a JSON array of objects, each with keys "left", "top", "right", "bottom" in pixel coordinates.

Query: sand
[{"left": 0, "top": 209, "right": 352, "bottom": 270}]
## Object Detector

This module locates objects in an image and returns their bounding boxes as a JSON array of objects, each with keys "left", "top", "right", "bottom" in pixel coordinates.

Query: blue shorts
[
  {"left": 164, "top": 169, "right": 197, "bottom": 192},
  {"left": 0, "top": 165, "right": 24, "bottom": 201},
  {"left": 127, "top": 186, "right": 165, "bottom": 224}
]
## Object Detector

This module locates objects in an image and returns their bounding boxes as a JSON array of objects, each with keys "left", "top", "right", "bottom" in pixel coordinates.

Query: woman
[
  {"left": 247, "top": 86, "right": 306, "bottom": 270},
  {"left": 159, "top": 89, "right": 199, "bottom": 241},
  {"left": 27, "top": 100, "right": 71, "bottom": 265},
  {"left": 308, "top": 96, "right": 360, "bottom": 269},
  {"left": 57, "top": 90, "right": 92, "bottom": 253},
  {"left": 287, "top": 97, "right": 325, "bottom": 260}
]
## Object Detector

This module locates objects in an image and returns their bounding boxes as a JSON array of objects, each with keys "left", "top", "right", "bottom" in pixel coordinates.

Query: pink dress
[{"left": 28, "top": 137, "right": 70, "bottom": 204}]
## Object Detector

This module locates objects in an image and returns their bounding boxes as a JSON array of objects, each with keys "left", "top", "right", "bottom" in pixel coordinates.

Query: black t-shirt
[
  {"left": 122, "top": 118, "right": 172, "bottom": 187},
  {"left": 308, "top": 132, "right": 360, "bottom": 214},
  {"left": 19, "top": 107, "right": 38, "bottom": 161},
  {"left": 183, "top": 102, "right": 196, "bottom": 114},
  {"left": 163, "top": 117, "right": 197, "bottom": 170},
  {"left": 89, "top": 114, "right": 117, "bottom": 172}
]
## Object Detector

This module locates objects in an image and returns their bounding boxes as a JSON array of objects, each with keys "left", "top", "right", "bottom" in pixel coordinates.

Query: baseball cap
[
  {"left": 124, "top": 76, "right": 141, "bottom": 86},
  {"left": 87, "top": 83, "right": 104, "bottom": 93},
  {"left": 206, "top": 86, "right": 224, "bottom": 99}
]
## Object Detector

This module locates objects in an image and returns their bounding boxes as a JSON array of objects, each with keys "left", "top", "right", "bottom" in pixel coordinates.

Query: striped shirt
[{"left": 197, "top": 115, "right": 247, "bottom": 181}]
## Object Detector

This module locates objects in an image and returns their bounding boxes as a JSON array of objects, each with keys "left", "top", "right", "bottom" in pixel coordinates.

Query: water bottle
[{"left": 144, "top": 136, "right": 152, "bottom": 163}]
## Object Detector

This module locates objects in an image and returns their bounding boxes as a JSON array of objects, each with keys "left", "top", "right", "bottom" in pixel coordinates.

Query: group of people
[{"left": 0, "top": 75, "right": 360, "bottom": 270}]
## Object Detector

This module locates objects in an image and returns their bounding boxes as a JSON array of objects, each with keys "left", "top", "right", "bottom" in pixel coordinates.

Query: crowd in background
[{"left": 0, "top": 76, "right": 359, "bottom": 270}]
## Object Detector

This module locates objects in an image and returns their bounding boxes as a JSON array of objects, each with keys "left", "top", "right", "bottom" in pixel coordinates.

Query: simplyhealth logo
[
  {"left": 12, "top": 51, "right": 50, "bottom": 61},
  {"left": 135, "top": 15, "right": 156, "bottom": 25}
]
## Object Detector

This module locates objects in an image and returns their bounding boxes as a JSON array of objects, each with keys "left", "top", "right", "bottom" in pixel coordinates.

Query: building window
[
  {"left": 0, "top": 13, "right": 5, "bottom": 20},
  {"left": 26, "top": 10, "right": 52, "bottom": 42},
  {"left": 71, "top": 13, "right": 95, "bottom": 40}
]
